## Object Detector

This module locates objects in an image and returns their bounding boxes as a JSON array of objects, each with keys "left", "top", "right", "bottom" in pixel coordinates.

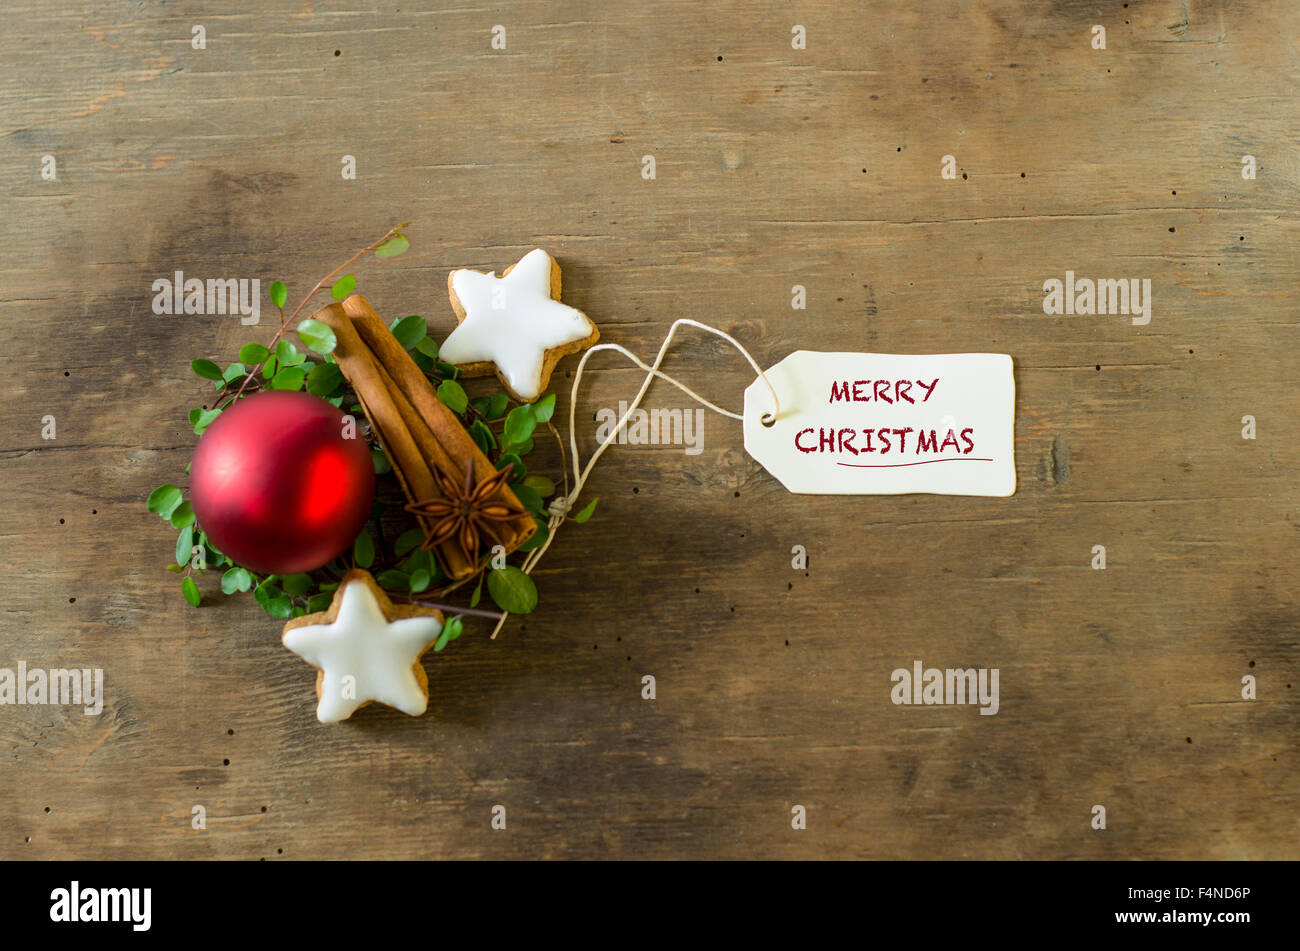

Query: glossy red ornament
[{"left": 190, "top": 390, "right": 375, "bottom": 575}]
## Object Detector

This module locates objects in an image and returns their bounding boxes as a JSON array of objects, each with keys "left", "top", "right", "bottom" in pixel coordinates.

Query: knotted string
[{"left": 489, "top": 318, "right": 781, "bottom": 638}]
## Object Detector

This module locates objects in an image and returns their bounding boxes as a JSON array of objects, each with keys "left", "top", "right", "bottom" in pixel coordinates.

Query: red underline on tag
[{"left": 837, "top": 457, "right": 995, "bottom": 469}]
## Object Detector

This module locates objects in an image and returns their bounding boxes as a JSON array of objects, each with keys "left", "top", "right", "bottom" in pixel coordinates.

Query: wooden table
[{"left": 2, "top": 0, "right": 1296, "bottom": 860}]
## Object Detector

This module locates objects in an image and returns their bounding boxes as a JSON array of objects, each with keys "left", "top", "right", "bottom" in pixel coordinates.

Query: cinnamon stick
[
  {"left": 311, "top": 303, "right": 474, "bottom": 579},
  {"left": 307, "top": 295, "right": 535, "bottom": 578},
  {"left": 341, "top": 295, "right": 534, "bottom": 554},
  {"left": 346, "top": 299, "right": 484, "bottom": 483}
]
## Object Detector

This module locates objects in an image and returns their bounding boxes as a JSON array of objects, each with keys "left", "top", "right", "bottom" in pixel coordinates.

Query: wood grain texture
[{"left": 0, "top": 0, "right": 1296, "bottom": 860}]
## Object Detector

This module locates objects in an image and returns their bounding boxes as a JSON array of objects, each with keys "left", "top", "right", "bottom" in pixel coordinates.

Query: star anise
[{"left": 405, "top": 458, "right": 525, "bottom": 566}]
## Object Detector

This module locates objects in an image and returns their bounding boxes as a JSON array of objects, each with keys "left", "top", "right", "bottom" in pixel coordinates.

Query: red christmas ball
[{"left": 190, "top": 390, "right": 375, "bottom": 576}]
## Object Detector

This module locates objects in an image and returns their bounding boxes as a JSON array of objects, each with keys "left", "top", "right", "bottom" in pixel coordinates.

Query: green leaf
[
  {"left": 269, "top": 281, "right": 287, "bottom": 309},
  {"left": 436, "top": 378, "right": 468, "bottom": 414},
  {"left": 147, "top": 484, "right": 183, "bottom": 519},
  {"left": 515, "top": 515, "right": 549, "bottom": 552},
  {"left": 408, "top": 550, "right": 446, "bottom": 586},
  {"left": 532, "top": 393, "right": 556, "bottom": 422},
  {"left": 166, "top": 564, "right": 185, "bottom": 573},
  {"left": 371, "top": 448, "right": 391, "bottom": 474},
  {"left": 191, "top": 358, "right": 223, "bottom": 381},
  {"left": 572, "top": 497, "right": 598, "bottom": 524},
  {"left": 436, "top": 361, "right": 461, "bottom": 379},
  {"left": 188, "top": 408, "right": 201, "bottom": 427},
  {"left": 221, "top": 361, "right": 246, "bottom": 384},
  {"left": 330, "top": 273, "right": 356, "bottom": 300},
  {"left": 176, "top": 524, "right": 194, "bottom": 567},
  {"left": 193, "top": 408, "right": 221, "bottom": 435},
  {"left": 374, "top": 233, "right": 410, "bottom": 258},
  {"left": 510, "top": 482, "right": 544, "bottom": 516},
  {"left": 389, "top": 315, "right": 427, "bottom": 350},
  {"left": 487, "top": 393, "right": 510, "bottom": 419},
  {"left": 262, "top": 356, "right": 278, "bottom": 380},
  {"left": 376, "top": 569, "right": 409, "bottom": 590},
  {"left": 409, "top": 568, "right": 431, "bottom": 593},
  {"left": 514, "top": 437, "right": 534, "bottom": 456},
  {"left": 469, "top": 583, "right": 482, "bottom": 608},
  {"left": 414, "top": 336, "right": 439, "bottom": 360},
  {"left": 394, "top": 528, "right": 425, "bottom": 557},
  {"left": 522, "top": 474, "right": 556, "bottom": 498},
  {"left": 264, "top": 596, "right": 293, "bottom": 619},
  {"left": 503, "top": 404, "right": 538, "bottom": 447},
  {"left": 468, "top": 418, "right": 496, "bottom": 455},
  {"left": 275, "top": 339, "right": 306, "bottom": 367},
  {"left": 269, "top": 366, "right": 307, "bottom": 391},
  {"left": 398, "top": 549, "right": 424, "bottom": 576},
  {"left": 168, "top": 500, "right": 195, "bottom": 530},
  {"left": 399, "top": 548, "right": 428, "bottom": 575},
  {"left": 306, "top": 592, "right": 333, "bottom": 613},
  {"left": 433, "top": 614, "right": 462, "bottom": 652},
  {"left": 297, "top": 319, "right": 338, "bottom": 355},
  {"left": 353, "top": 530, "right": 375, "bottom": 568},
  {"left": 487, "top": 567, "right": 538, "bottom": 615},
  {"left": 201, "top": 532, "right": 224, "bottom": 566},
  {"left": 254, "top": 581, "right": 292, "bottom": 618},
  {"left": 305, "top": 362, "right": 344, "bottom": 396},
  {"left": 181, "top": 576, "right": 201, "bottom": 607},
  {"left": 221, "top": 566, "right": 254, "bottom": 594},
  {"left": 239, "top": 343, "right": 270, "bottom": 364},
  {"left": 495, "top": 453, "right": 524, "bottom": 481},
  {"left": 280, "top": 573, "right": 312, "bottom": 596}
]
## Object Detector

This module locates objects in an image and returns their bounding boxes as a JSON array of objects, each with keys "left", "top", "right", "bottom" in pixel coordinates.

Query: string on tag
[{"left": 490, "top": 318, "right": 781, "bottom": 638}]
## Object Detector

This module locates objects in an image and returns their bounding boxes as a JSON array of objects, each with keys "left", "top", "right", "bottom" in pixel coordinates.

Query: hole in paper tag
[{"left": 743, "top": 351, "right": 1016, "bottom": 496}]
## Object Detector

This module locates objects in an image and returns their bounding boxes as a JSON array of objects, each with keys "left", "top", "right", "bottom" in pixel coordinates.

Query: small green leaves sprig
[
  {"left": 148, "top": 226, "right": 595, "bottom": 648},
  {"left": 185, "top": 226, "right": 411, "bottom": 434}
]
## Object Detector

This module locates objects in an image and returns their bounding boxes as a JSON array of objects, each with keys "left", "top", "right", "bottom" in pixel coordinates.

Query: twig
[
  {"left": 219, "top": 223, "right": 409, "bottom": 410},
  {"left": 547, "top": 420, "right": 570, "bottom": 504},
  {"left": 406, "top": 599, "right": 503, "bottom": 620}
]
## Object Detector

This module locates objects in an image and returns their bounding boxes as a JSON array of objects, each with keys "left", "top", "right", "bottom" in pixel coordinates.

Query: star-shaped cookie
[
  {"left": 281, "top": 570, "right": 443, "bottom": 723},
  {"left": 440, "top": 248, "right": 599, "bottom": 402}
]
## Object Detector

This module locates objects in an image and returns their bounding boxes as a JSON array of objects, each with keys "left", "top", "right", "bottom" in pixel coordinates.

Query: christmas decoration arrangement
[
  {"left": 146, "top": 227, "right": 601, "bottom": 722},
  {"left": 148, "top": 225, "right": 1015, "bottom": 723}
]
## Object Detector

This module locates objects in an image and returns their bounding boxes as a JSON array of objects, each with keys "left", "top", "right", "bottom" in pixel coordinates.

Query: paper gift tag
[{"left": 743, "top": 351, "right": 1016, "bottom": 497}]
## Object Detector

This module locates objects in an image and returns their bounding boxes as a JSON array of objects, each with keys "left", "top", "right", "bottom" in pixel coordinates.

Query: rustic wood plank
[{"left": 0, "top": 0, "right": 1295, "bottom": 859}]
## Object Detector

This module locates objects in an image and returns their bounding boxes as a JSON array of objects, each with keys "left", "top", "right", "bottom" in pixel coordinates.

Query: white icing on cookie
[
  {"left": 282, "top": 579, "right": 442, "bottom": 723},
  {"left": 440, "top": 248, "right": 594, "bottom": 401}
]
